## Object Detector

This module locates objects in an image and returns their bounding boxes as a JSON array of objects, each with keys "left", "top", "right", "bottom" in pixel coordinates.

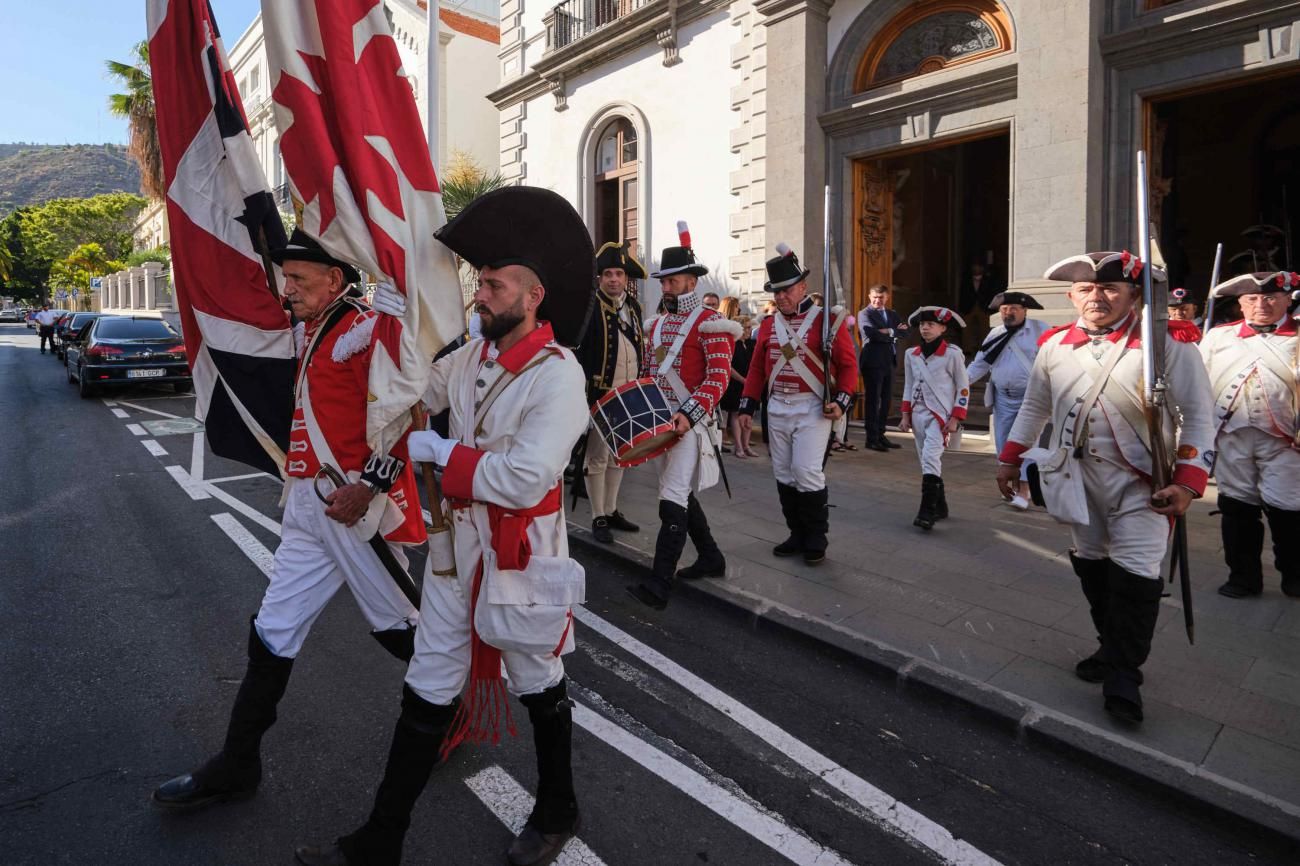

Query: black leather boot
[
  {"left": 800, "top": 488, "right": 829, "bottom": 564},
  {"left": 678, "top": 493, "right": 726, "bottom": 580},
  {"left": 627, "top": 500, "right": 688, "bottom": 610},
  {"left": 933, "top": 478, "right": 949, "bottom": 521},
  {"left": 1263, "top": 504, "right": 1300, "bottom": 597},
  {"left": 508, "top": 680, "right": 580, "bottom": 866},
  {"left": 1070, "top": 552, "right": 1112, "bottom": 683},
  {"left": 1101, "top": 564, "right": 1164, "bottom": 724},
  {"left": 772, "top": 482, "right": 803, "bottom": 557},
  {"left": 1218, "top": 494, "right": 1264, "bottom": 598},
  {"left": 913, "top": 475, "right": 940, "bottom": 531},
  {"left": 154, "top": 619, "right": 293, "bottom": 810},
  {"left": 296, "top": 686, "right": 458, "bottom": 866}
]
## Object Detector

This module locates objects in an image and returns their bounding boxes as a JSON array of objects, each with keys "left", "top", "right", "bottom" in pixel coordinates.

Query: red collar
[
  {"left": 911, "top": 339, "right": 950, "bottom": 357},
  {"left": 1058, "top": 314, "right": 1140, "bottom": 348},
  {"left": 481, "top": 322, "right": 556, "bottom": 372},
  {"left": 1237, "top": 317, "right": 1298, "bottom": 338}
]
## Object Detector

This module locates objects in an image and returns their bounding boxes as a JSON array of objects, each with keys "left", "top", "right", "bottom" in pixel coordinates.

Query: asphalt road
[{"left": 1, "top": 322, "right": 1296, "bottom": 866}]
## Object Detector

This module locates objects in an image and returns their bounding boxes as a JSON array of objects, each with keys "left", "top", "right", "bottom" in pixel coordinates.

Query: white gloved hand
[
  {"left": 292, "top": 321, "right": 306, "bottom": 353},
  {"left": 408, "top": 430, "right": 458, "bottom": 466},
  {"left": 372, "top": 281, "right": 407, "bottom": 317}
]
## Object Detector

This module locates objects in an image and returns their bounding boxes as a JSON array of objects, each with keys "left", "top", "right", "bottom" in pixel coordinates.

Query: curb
[{"left": 568, "top": 524, "right": 1300, "bottom": 846}]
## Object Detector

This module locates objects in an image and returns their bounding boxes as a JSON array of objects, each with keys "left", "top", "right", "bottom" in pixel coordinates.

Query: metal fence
[{"left": 548, "top": 0, "right": 651, "bottom": 51}]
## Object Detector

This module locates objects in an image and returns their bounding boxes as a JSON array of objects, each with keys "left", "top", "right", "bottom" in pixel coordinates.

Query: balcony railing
[{"left": 546, "top": 0, "right": 653, "bottom": 52}]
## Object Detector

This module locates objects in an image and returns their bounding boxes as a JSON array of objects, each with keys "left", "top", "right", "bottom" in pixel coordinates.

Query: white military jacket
[
  {"left": 1199, "top": 318, "right": 1299, "bottom": 442},
  {"left": 900, "top": 340, "right": 970, "bottom": 423},
  {"left": 424, "top": 324, "right": 590, "bottom": 617},
  {"left": 967, "top": 318, "right": 1050, "bottom": 402},
  {"left": 1003, "top": 315, "right": 1216, "bottom": 524}
]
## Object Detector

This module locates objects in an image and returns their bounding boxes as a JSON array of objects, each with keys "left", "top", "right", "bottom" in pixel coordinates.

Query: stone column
[
  {"left": 756, "top": 0, "right": 831, "bottom": 291},
  {"left": 1008, "top": 0, "right": 1106, "bottom": 301},
  {"left": 143, "top": 262, "right": 163, "bottom": 310},
  {"left": 129, "top": 267, "right": 144, "bottom": 310}
]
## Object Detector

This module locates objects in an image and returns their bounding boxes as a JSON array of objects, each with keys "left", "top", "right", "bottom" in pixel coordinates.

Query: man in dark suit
[
  {"left": 958, "top": 258, "right": 1006, "bottom": 350},
  {"left": 857, "top": 284, "right": 906, "bottom": 451}
]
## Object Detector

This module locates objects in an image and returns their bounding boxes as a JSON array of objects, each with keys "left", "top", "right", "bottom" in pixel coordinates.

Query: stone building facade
[{"left": 491, "top": 0, "right": 1300, "bottom": 325}]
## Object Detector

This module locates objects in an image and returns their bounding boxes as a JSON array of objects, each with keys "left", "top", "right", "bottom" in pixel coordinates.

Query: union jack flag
[{"left": 148, "top": 0, "right": 295, "bottom": 476}]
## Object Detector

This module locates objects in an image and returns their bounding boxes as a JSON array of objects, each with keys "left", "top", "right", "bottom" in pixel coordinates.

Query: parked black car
[
  {"left": 57, "top": 312, "right": 114, "bottom": 361},
  {"left": 67, "top": 316, "right": 191, "bottom": 398}
]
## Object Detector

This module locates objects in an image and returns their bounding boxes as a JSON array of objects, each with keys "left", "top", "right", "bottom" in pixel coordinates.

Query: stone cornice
[
  {"left": 1100, "top": 0, "right": 1300, "bottom": 69},
  {"left": 819, "top": 57, "right": 1017, "bottom": 138},
  {"left": 754, "top": 0, "right": 833, "bottom": 27},
  {"left": 487, "top": 0, "right": 730, "bottom": 110}
]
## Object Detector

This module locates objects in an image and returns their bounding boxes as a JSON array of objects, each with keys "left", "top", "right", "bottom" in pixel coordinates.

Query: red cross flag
[
  {"left": 261, "top": 0, "right": 465, "bottom": 454},
  {"left": 147, "top": 0, "right": 295, "bottom": 477}
]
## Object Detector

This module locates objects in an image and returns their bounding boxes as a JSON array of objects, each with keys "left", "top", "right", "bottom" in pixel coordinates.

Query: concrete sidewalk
[{"left": 566, "top": 426, "right": 1300, "bottom": 838}]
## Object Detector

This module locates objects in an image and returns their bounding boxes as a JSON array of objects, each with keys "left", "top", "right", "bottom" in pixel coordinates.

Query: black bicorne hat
[
  {"left": 271, "top": 227, "right": 362, "bottom": 285},
  {"left": 907, "top": 306, "right": 966, "bottom": 327},
  {"left": 987, "top": 291, "right": 1043, "bottom": 311},
  {"left": 763, "top": 242, "right": 811, "bottom": 292},
  {"left": 650, "top": 221, "right": 709, "bottom": 278},
  {"left": 1211, "top": 271, "right": 1300, "bottom": 298},
  {"left": 434, "top": 186, "right": 596, "bottom": 346},
  {"left": 595, "top": 241, "right": 647, "bottom": 280},
  {"left": 1043, "top": 251, "right": 1167, "bottom": 286}
]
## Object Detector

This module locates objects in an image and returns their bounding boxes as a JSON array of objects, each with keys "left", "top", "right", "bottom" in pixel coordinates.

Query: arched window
[
  {"left": 854, "top": 1, "right": 1012, "bottom": 92},
  {"left": 593, "top": 118, "right": 639, "bottom": 253}
]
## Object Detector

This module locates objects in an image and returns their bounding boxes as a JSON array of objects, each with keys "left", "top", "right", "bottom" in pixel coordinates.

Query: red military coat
[
  {"left": 287, "top": 292, "right": 424, "bottom": 544},
  {"left": 740, "top": 301, "right": 858, "bottom": 413}
]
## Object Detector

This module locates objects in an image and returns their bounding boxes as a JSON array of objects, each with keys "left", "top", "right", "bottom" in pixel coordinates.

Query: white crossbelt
[
  {"left": 769, "top": 310, "right": 824, "bottom": 395},
  {"left": 651, "top": 306, "right": 706, "bottom": 404}
]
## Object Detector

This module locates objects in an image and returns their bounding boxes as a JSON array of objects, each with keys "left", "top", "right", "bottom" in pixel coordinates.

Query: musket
[
  {"left": 1200, "top": 242, "right": 1223, "bottom": 341},
  {"left": 822, "top": 186, "right": 833, "bottom": 410},
  {"left": 1136, "top": 150, "right": 1194, "bottom": 644}
]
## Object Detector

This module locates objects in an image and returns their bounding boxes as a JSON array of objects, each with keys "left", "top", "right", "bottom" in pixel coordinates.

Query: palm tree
[
  {"left": 440, "top": 150, "right": 505, "bottom": 220},
  {"left": 107, "top": 41, "right": 166, "bottom": 200}
]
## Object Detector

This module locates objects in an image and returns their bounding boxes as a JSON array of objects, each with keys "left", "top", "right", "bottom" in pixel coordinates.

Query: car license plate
[{"left": 127, "top": 369, "right": 166, "bottom": 379}]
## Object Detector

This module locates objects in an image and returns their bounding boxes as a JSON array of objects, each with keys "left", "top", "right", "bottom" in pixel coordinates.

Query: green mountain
[{"left": 0, "top": 144, "right": 142, "bottom": 215}]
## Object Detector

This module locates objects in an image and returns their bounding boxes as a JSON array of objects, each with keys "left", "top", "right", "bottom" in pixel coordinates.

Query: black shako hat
[
  {"left": 650, "top": 222, "right": 709, "bottom": 278},
  {"left": 763, "top": 242, "right": 812, "bottom": 291},
  {"left": 1043, "top": 251, "right": 1167, "bottom": 286},
  {"left": 1212, "top": 271, "right": 1300, "bottom": 298},
  {"left": 271, "top": 228, "right": 362, "bottom": 285},
  {"left": 594, "top": 241, "right": 647, "bottom": 280},
  {"left": 434, "top": 186, "right": 595, "bottom": 347},
  {"left": 987, "top": 290, "right": 1043, "bottom": 311}
]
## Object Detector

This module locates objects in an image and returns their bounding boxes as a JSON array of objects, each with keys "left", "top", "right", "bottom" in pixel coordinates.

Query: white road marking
[
  {"left": 210, "top": 514, "right": 275, "bottom": 578},
  {"left": 573, "top": 703, "right": 853, "bottom": 866},
  {"left": 110, "top": 407, "right": 129, "bottom": 419},
  {"left": 141, "top": 439, "right": 168, "bottom": 458},
  {"left": 164, "top": 465, "right": 211, "bottom": 501},
  {"left": 190, "top": 431, "right": 204, "bottom": 482},
  {"left": 202, "top": 480, "right": 283, "bottom": 535},
  {"left": 113, "top": 399, "right": 181, "bottom": 419},
  {"left": 207, "top": 472, "right": 276, "bottom": 484},
  {"left": 573, "top": 607, "right": 1000, "bottom": 866},
  {"left": 126, "top": 423, "right": 146, "bottom": 436},
  {"left": 464, "top": 766, "right": 607, "bottom": 866},
  {"left": 100, "top": 399, "right": 117, "bottom": 407}
]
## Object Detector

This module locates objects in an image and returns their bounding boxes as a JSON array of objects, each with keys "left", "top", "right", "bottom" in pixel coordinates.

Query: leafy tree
[
  {"left": 0, "top": 194, "right": 145, "bottom": 297},
  {"left": 106, "top": 41, "right": 165, "bottom": 200},
  {"left": 0, "top": 242, "right": 11, "bottom": 283},
  {"left": 440, "top": 150, "right": 505, "bottom": 220},
  {"left": 125, "top": 246, "right": 170, "bottom": 267}
]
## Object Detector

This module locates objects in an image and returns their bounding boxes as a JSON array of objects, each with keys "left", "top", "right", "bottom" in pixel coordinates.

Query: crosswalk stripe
[{"left": 464, "top": 766, "right": 608, "bottom": 866}]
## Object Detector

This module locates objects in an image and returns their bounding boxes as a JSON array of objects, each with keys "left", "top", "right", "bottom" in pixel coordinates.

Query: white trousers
[
  {"left": 404, "top": 558, "right": 565, "bottom": 706},
  {"left": 767, "top": 393, "right": 831, "bottom": 491},
  {"left": 911, "top": 410, "right": 947, "bottom": 476},
  {"left": 255, "top": 478, "right": 417, "bottom": 658},
  {"left": 584, "top": 427, "right": 625, "bottom": 517},
  {"left": 1215, "top": 426, "right": 1300, "bottom": 510},
  {"left": 1069, "top": 461, "right": 1168, "bottom": 579},
  {"left": 656, "top": 429, "right": 700, "bottom": 507}
]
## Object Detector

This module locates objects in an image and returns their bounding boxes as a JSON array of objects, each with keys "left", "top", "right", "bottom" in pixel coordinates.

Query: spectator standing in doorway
[{"left": 857, "top": 285, "right": 906, "bottom": 451}]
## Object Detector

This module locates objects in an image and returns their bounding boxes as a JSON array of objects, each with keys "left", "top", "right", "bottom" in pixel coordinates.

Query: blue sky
[{"left": 0, "top": 0, "right": 263, "bottom": 144}]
